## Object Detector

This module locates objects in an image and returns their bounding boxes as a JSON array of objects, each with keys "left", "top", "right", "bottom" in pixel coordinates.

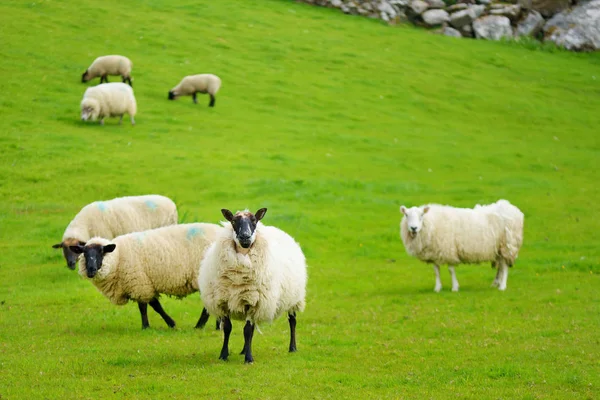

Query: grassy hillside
[{"left": 1, "top": 0, "right": 599, "bottom": 398}]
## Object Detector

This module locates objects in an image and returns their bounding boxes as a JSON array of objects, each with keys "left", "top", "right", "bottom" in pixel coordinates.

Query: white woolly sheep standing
[
  {"left": 168, "top": 74, "right": 221, "bottom": 107},
  {"left": 399, "top": 199, "right": 524, "bottom": 292},
  {"left": 81, "top": 82, "right": 137, "bottom": 125},
  {"left": 82, "top": 55, "right": 133, "bottom": 86},
  {"left": 199, "top": 208, "right": 307, "bottom": 364},
  {"left": 70, "top": 223, "right": 223, "bottom": 329},
  {"left": 53, "top": 195, "right": 177, "bottom": 269}
]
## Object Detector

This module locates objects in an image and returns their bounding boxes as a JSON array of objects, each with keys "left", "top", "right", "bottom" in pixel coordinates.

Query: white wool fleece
[
  {"left": 63, "top": 195, "right": 178, "bottom": 243},
  {"left": 199, "top": 222, "right": 307, "bottom": 324},
  {"left": 79, "top": 223, "right": 223, "bottom": 305}
]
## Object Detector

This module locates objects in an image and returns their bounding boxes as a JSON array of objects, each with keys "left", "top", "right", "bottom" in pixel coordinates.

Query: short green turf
[{"left": 0, "top": 0, "right": 599, "bottom": 398}]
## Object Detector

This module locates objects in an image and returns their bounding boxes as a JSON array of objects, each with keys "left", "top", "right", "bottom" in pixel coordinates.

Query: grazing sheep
[
  {"left": 52, "top": 195, "right": 177, "bottom": 269},
  {"left": 81, "top": 55, "right": 133, "bottom": 86},
  {"left": 399, "top": 200, "right": 524, "bottom": 292},
  {"left": 81, "top": 82, "right": 137, "bottom": 125},
  {"left": 168, "top": 74, "right": 221, "bottom": 107},
  {"left": 199, "top": 208, "right": 307, "bottom": 364},
  {"left": 70, "top": 223, "right": 224, "bottom": 329}
]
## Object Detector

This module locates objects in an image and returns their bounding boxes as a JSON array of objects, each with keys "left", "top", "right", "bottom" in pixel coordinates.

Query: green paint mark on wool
[{"left": 186, "top": 226, "right": 203, "bottom": 240}]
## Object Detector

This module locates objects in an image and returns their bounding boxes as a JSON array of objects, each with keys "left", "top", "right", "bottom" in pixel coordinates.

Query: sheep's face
[
  {"left": 81, "top": 101, "right": 99, "bottom": 122},
  {"left": 222, "top": 208, "right": 267, "bottom": 249},
  {"left": 81, "top": 70, "right": 90, "bottom": 83},
  {"left": 52, "top": 238, "right": 86, "bottom": 269},
  {"left": 168, "top": 90, "right": 177, "bottom": 100},
  {"left": 69, "top": 243, "right": 116, "bottom": 278},
  {"left": 400, "top": 205, "right": 430, "bottom": 237}
]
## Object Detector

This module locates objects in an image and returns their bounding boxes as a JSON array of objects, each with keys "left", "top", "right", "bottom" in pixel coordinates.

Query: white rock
[
  {"left": 422, "top": 9, "right": 450, "bottom": 25},
  {"left": 473, "top": 15, "right": 514, "bottom": 40}
]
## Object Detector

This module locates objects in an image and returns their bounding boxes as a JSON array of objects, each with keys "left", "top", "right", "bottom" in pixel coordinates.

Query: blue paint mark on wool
[
  {"left": 96, "top": 202, "right": 108, "bottom": 212},
  {"left": 187, "top": 226, "right": 204, "bottom": 240},
  {"left": 134, "top": 232, "right": 146, "bottom": 243},
  {"left": 145, "top": 200, "right": 158, "bottom": 210}
]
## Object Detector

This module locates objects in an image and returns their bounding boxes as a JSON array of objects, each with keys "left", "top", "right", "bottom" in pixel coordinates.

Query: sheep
[
  {"left": 399, "top": 200, "right": 524, "bottom": 292},
  {"left": 52, "top": 195, "right": 177, "bottom": 270},
  {"left": 168, "top": 74, "right": 221, "bottom": 107},
  {"left": 81, "top": 55, "right": 133, "bottom": 86},
  {"left": 69, "top": 223, "right": 224, "bottom": 329},
  {"left": 80, "top": 82, "right": 137, "bottom": 125},
  {"left": 199, "top": 208, "right": 307, "bottom": 364}
]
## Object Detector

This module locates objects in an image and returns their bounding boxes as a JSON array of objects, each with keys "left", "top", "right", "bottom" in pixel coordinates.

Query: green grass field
[{"left": 1, "top": 0, "right": 599, "bottom": 398}]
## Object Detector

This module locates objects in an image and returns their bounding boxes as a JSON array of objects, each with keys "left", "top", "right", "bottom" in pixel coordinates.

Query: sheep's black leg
[
  {"left": 195, "top": 307, "right": 210, "bottom": 329},
  {"left": 192, "top": 92, "right": 197, "bottom": 104},
  {"left": 209, "top": 94, "right": 216, "bottom": 107},
  {"left": 138, "top": 302, "right": 150, "bottom": 329},
  {"left": 128, "top": 77, "right": 132, "bottom": 87},
  {"left": 242, "top": 320, "right": 255, "bottom": 363},
  {"left": 219, "top": 316, "right": 232, "bottom": 361},
  {"left": 216, "top": 318, "right": 221, "bottom": 330},
  {"left": 288, "top": 312, "right": 297, "bottom": 352},
  {"left": 149, "top": 298, "right": 176, "bottom": 328}
]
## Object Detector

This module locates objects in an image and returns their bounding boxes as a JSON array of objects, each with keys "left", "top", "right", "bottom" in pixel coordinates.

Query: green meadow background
[{"left": 1, "top": 0, "right": 599, "bottom": 398}]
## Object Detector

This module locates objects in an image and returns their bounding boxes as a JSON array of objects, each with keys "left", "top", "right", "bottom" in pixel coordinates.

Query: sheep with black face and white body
[
  {"left": 81, "top": 55, "right": 133, "bottom": 86},
  {"left": 52, "top": 195, "right": 177, "bottom": 270},
  {"left": 399, "top": 200, "right": 524, "bottom": 292},
  {"left": 70, "top": 223, "right": 223, "bottom": 329},
  {"left": 168, "top": 74, "right": 221, "bottom": 107},
  {"left": 198, "top": 208, "right": 307, "bottom": 364}
]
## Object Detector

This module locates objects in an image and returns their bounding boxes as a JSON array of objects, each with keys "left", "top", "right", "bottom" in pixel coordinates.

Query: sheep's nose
[{"left": 410, "top": 226, "right": 417, "bottom": 232}]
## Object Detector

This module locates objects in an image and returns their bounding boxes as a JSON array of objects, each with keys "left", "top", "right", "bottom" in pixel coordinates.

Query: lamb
[
  {"left": 53, "top": 195, "right": 177, "bottom": 269},
  {"left": 168, "top": 74, "right": 221, "bottom": 107},
  {"left": 81, "top": 55, "right": 133, "bottom": 86},
  {"left": 69, "top": 223, "right": 224, "bottom": 329},
  {"left": 199, "top": 208, "right": 307, "bottom": 364},
  {"left": 80, "top": 82, "right": 137, "bottom": 125},
  {"left": 399, "top": 200, "right": 524, "bottom": 292}
]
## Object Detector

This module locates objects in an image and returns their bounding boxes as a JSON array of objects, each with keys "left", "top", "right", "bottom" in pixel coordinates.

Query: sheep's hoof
[
  {"left": 452, "top": 286, "right": 459, "bottom": 292},
  {"left": 244, "top": 357, "right": 254, "bottom": 364},
  {"left": 498, "top": 286, "right": 507, "bottom": 291},
  {"left": 434, "top": 286, "right": 442, "bottom": 293}
]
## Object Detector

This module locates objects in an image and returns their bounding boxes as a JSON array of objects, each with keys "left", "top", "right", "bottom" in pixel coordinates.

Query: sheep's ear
[
  {"left": 78, "top": 240, "right": 86, "bottom": 246},
  {"left": 69, "top": 245, "right": 84, "bottom": 254},
  {"left": 221, "top": 209, "right": 234, "bottom": 222},
  {"left": 423, "top": 206, "right": 430, "bottom": 214},
  {"left": 400, "top": 206, "right": 407, "bottom": 215},
  {"left": 52, "top": 243, "right": 63, "bottom": 249},
  {"left": 103, "top": 244, "right": 116, "bottom": 254},
  {"left": 255, "top": 208, "right": 267, "bottom": 221}
]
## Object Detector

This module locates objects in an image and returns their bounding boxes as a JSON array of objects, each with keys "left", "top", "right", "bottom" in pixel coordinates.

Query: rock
[
  {"left": 516, "top": 10, "right": 545, "bottom": 36},
  {"left": 446, "top": 3, "right": 469, "bottom": 12},
  {"left": 544, "top": 0, "right": 600, "bottom": 51},
  {"left": 489, "top": 4, "right": 522, "bottom": 21},
  {"left": 460, "top": 23, "right": 475, "bottom": 37},
  {"left": 425, "top": 0, "right": 446, "bottom": 8},
  {"left": 378, "top": 1, "right": 397, "bottom": 16},
  {"left": 443, "top": 26, "right": 463, "bottom": 37},
  {"left": 470, "top": 4, "right": 486, "bottom": 18},
  {"left": 410, "top": 0, "right": 430, "bottom": 14},
  {"left": 476, "top": 0, "right": 492, "bottom": 4},
  {"left": 473, "top": 15, "right": 514, "bottom": 40},
  {"left": 390, "top": 0, "right": 411, "bottom": 6},
  {"left": 518, "top": 0, "right": 571, "bottom": 18},
  {"left": 422, "top": 9, "right": 450, "bottom": 24},
  {"left": 449, "top": 9, "right": 474, "bottom": 28},
  {"left": 330, "top": 0, "right": 342, "bottom": 6}
]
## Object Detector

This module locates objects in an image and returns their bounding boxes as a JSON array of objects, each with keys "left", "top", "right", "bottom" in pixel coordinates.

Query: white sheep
[
  {"left": 81, "top": 55, "right": 133, "bottom": 86},
  {"left": 168, "top": 74, "right": 221, "bottom": 107},
  {"left": 399, "top": 200, "right": 524, "bottom": 292},
  {"left": 80, "top": 82, "right": 137, "bottom": 125},
  {"left": 199, "top": 208, "right": 307, "bottom": 363},
  {"left": 69, "top": 223, "right": 224, "bottom": 329},
  {"left": 53, "top": 195, "right": 177, "bottom": 269}
]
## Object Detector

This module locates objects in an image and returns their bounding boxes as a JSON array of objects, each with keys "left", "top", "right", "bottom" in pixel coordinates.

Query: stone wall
[{"left": 297, "top": 0, "right": 600, "bottom": 51}]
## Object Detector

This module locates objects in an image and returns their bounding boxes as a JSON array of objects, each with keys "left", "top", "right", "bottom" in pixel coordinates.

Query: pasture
[{"left": 0, "top": 0, "right": 599, "bottom": 398}]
